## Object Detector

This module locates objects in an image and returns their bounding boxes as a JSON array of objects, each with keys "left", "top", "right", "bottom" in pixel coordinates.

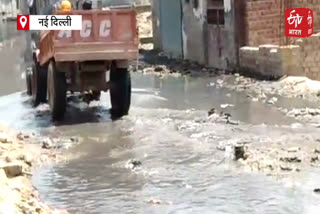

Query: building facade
[
  {"left": 152, "top": 0, "right": 241, "bottom": 70},
  {"left": 239, "top": 0, "right": 320, "bottom": 80},
  {"left": 152, "top": 0, "right": 320, "bottom": 80},
  {"left": 0, "top": 0, "right": 21, "bottom": 17}
]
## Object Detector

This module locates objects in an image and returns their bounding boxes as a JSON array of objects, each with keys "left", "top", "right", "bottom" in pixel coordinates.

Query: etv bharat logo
[{"left": 285, "top": 8, "right": 313, "bottom": 38}]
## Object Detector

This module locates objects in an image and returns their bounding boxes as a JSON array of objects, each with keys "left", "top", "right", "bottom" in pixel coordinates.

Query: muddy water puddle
[
  {"left": 0, "top": 65, "right": 319, "bottom": 213},
  {"left": 32, "top": 110, "right": 320, "bottom": 213},
  {"left": 0, "top": 72, "right": 303, "bottom": 131}
]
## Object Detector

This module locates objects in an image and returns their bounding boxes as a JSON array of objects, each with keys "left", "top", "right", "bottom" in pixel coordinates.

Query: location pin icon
[{"left": 20, "top": 16, "right": 27, "bottom": 29}]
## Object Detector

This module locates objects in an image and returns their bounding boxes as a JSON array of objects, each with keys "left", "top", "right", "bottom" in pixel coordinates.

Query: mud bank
[
  {"left": 131, "top": 51, "right": 224, "bottom": 79},
  {"left": 133, "top": 50, "right": 320, "bottom": 102},
  {"left": 133, "top": 56, "right": 320, "bottom": 184},
  {"left": 225, "top": 75, "right": 320, "bottom": 101},
  {"left": 0, "top": 125, "right": 69, "bottom": 214},
  {"left": 197, "top": 110, "right": 320, "bottom": 182},
  {"left": 236, "top": 140, "right": 320, "bottom": 179},
  {"left": 132, "top": 52, "right": 320, "bottom": 126}
]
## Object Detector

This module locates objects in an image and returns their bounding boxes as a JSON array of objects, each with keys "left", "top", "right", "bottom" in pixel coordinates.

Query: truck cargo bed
[{"left": 38, "top": 9, "right": 139, "bottom": 65}]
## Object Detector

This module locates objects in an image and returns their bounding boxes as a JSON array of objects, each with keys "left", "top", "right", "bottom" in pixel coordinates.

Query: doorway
[
  {"left": 159, "top": 0, "right": 183, "bottom": 58},
  {"left": 207, "top": 0, "right": 226, "bottom": 69}
]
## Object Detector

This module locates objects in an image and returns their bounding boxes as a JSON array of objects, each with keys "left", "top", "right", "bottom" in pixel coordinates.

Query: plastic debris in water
[{"left": 126, "top": 160, "right": 142, "bottom": 170}]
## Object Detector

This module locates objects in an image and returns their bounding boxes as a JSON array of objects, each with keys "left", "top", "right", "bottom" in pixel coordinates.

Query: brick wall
[
  {"left": 240, "top": 0, "right": 320, "bottom": 80},
  {"left": 291, "top": 0, "right": 320, "bottom": 33},
  {"left": 295, "top": 34, "right": 320, "bottom": 80},
  {"left": 244, "top": 0, "right": 320, "bottom": 46},
  {"left": 239, "top": 35, "right": 320, "bottom": 81},
  {"left": 244, "top": 0, "right": 283, "bottom": 46}
]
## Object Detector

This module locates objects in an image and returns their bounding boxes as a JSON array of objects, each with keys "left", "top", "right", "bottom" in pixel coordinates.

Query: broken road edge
[{"left": 0, "top": 125, "right": 69, "bottom": 214}]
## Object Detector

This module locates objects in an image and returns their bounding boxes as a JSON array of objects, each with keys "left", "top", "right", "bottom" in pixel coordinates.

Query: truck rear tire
[
  {"left": 48, "top": 61, "right": 67, "bottom": 121},
  {"left": 92, "top": 91, "right": 101, "bottom": 101},
  {"left": 110, "top": 66, "right": 131, "bottom": 118},
  {"left": 31, "top": 61, "right": 47, "bottom": 106}
]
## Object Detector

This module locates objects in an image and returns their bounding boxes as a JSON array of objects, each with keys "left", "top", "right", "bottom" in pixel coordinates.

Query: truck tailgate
[{"left": 39, "top": 9, "right": 139, "bottom": 65}]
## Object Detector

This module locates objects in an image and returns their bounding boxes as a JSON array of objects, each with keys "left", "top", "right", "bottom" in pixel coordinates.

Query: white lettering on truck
[
  {"left": 99, "top": 20, "right": 111, "bottom": 37},
  {"left": 57, "top": 20, "right": 112, "bottom": 39},
  {"left": 80, "top": 20, "right": 92, "bottom": 38}
]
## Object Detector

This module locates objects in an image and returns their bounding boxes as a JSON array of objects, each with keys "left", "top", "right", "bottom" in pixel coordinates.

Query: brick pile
[
  {"left": 240, "top": 45, "right": 284, "bottom": 78},
  {"left": 280, "top": 45, "right": 303, "bottom": 76},
  {"left": 257, "top": 45, "right": 283, "bottom": 77},
  {"left": 239, "top": 46, "right": 259, "bottom": 73},
  {"left": 240, "top": 45, "right": 302, "bottom": 78}
]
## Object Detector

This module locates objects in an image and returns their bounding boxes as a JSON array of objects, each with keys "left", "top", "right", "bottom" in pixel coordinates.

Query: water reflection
[{"left": 132, "top": 74, "right": 296, "bottom": 125}]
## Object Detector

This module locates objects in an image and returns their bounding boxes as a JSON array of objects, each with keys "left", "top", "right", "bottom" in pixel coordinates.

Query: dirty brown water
[{"left": 0, "top": 23, "right": 320, "bottom": 214}]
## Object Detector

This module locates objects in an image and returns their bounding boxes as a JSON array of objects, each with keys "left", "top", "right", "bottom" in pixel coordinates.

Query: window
[
  {"left": 207, "top": 0, "right": 224, "bottom": 25},
  {"left": 193, "top": 0, "right": 199, "bottom": 9}
]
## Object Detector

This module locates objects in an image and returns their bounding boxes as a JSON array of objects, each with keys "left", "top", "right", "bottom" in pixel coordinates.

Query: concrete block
[
  {"left": 240, "top": 46, "right": 259, "bottom": 52},
  {"left": 0, "top": 163, "right": 23, "bottom": 178},
  {"left": 259, "top": 45, "right": 279, "bottom": 56}
]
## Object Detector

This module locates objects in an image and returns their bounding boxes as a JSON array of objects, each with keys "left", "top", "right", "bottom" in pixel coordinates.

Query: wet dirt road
[
  {"left": 1, "top": 73, "right": 320, "bottom": 214},
  {"left": 1, "top": 29, "right": 320, "bottom": 214}
]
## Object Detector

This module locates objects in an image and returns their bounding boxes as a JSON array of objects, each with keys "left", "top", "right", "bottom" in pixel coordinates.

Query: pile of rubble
[
  {"left": 275, "top": 107, "right": 320, "bottom": 124},
  {"left": 130, "top": 56, "right": 223, "bottom": 78},
  {"left": 278, "top": 76, "right": 320, "bottom": 99},
  {"left": 136, "top": 11, "right": 153, "bottom": 50},
  {"left": 137, "top": 11, "right": 152, "bottom": 38},
  {"left": 218, "top": 139, "right": 320, "bottom": 180},
  {"left": 0, "top": 127, "right": 68, "bottom": 214},
  {"left": 227, "top": 74, "right": 320, "bottom": 101}
]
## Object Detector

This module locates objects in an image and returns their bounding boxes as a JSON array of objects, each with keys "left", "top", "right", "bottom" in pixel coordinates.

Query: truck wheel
[
  {"left": 26, "top": 69, "right": 32, "bottom": 96},
  {"left": 124, "top": 78, "right": 131, "bottom": 114},
  {"left": 92, "top": 91, "right": 101, "bottom": 101},
  {"left": 47, "top": 61, "right": 67, "bottom": 121},
  {"left": 110, "top": 67, "right": 131, "bottom": 118},
  {"left": 31, "top": 61, "right": 47, "bottom": 106}
]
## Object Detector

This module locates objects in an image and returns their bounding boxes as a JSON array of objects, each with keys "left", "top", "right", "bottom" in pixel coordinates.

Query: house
[
  {"left": 152, "top": 0, "right": 241, "bottom": 70},
  {"left": 152, "top": 0, "right": 320, "bottom": 80},
  {"left": 0, "top": 0, "right": 21, "bottom": 18}
]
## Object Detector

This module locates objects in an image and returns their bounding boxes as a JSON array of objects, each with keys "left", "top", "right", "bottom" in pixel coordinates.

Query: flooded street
[{"left": 1, "top": 23, "right": 320, "bottom": 214}]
